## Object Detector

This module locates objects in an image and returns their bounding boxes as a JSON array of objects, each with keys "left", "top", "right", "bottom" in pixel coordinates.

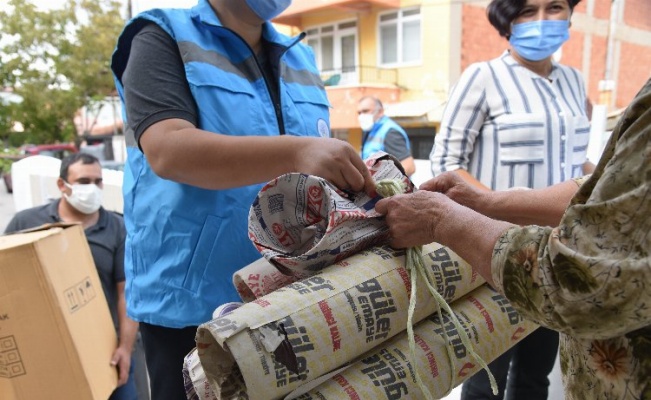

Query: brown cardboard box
[{"left": 0, "top": 224, "right": 118, "bottom": 399}]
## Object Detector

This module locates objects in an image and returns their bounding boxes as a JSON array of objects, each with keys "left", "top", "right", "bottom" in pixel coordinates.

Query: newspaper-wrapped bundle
[
  {"left": 233, "top": 257, "right": 301, "bottom": 302},
  {"left": 287, "top": 284, "right": 538, "bottom": 399},
  {"left": 196, "top": 243, "right": 483, "bottom": 400},
  {"left": 184, "top": 347, "right": 217, "bottom": 400},
  {"left": 248, "top": 153, "right": 414, "bottom": 275}
]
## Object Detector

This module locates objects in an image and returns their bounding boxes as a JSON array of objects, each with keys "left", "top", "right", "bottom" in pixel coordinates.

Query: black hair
[
  {"left": 487, "top": 0, "right": 582, "bottom": 38},
  {"left": 60, "top": 152, "right": 100, "bottom": 181}
]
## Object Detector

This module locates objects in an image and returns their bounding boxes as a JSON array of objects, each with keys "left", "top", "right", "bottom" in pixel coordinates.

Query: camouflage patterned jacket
[{"left": 491, "top": 78, "right": 651, "bottom": 400}]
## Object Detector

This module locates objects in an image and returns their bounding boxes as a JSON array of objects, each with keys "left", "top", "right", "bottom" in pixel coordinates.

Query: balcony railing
[{"left": 320, "top": 65, "right": 398, "bottom": 87}]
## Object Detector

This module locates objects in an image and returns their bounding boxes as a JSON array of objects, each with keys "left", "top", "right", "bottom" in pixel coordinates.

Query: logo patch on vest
[{"left": 317, "top": 119, "right": 330, "bottom": 138}]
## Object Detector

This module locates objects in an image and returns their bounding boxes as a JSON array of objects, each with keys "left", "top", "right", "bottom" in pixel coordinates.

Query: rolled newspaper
[
  {"left": 196, "top": 243, "right": 483, "bottom": 400},
  {"left": 248, "top": 153, "right": 414, "bottom": 276},
  {"left": 286, "top": 285, "right": 539, "bottom": 399},
  {"left": 233, "top": 257, "right": 302, "bottom": 302}
]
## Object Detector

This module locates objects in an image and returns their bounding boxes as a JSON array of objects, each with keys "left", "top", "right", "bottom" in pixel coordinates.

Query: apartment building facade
[{"left": 275, "top": 0, "right": 651, "bottom": 159}]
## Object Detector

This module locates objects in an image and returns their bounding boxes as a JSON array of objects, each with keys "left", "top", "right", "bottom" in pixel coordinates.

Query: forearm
[
  {"left": 478, "top": 179, "right": 580, "bottom": 226},
  {"left": 143, "top": 124, "right": 309, "bottom": 189},
  {"left": 118, "top": 317, "right": 138, "bottom": 353},
  {"left": 455, "top": 169, "right": 490, "bottom": 191},
  {"left": 582, "top": 160, "right": 596, "bottom": 174},
  {"left": 400, "top": 156, "right": 416, "bottom": 176},
  {"left": 434, "top": 203, "right": 514, "bottom": 287},
  {"left": 117, "top": 287, "right": 138, "bottom": 353}
]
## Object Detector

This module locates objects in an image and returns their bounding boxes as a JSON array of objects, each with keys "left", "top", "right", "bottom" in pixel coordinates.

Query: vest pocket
[
  {"left": 183, "top": 214, "right": 222, "bottom": 293},
  {"left": 497, "top": 113, "right": 546, "bottom": 165},
  {"left": 284, "top": 87, "right": 331, "bottom": 137},
  {"left": 186, "top": 68, "right": 262, "bottom": 134}
]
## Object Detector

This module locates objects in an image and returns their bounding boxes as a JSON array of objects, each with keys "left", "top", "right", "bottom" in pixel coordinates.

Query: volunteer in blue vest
[
  {"left": 110, "top": 0, "right": 376, "bottom": 399},
  {"left": 358, "top": 95, "right": 416, "bottom": 176}
]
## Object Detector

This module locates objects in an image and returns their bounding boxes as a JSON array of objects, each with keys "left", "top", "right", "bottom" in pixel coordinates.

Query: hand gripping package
[{"left": 247, "top": 152, "right": 414, "bottom": 276}]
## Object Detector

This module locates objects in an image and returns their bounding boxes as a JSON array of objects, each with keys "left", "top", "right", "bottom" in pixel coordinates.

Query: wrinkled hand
[
  {"left": 294, "top": 138, "right": 376, "bottom": 196},
  {"left": 420, "top": 171, "right": 485, "bottom": 211},
  {"left": 110, "top": 346, "right": 132, "bottom": 386},
  {"left": 375, "top": 190, "right": 460, "bottom": 249}
]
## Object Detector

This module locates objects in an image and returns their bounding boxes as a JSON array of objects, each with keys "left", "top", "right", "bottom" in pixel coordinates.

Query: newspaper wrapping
[
  {"left": 248, "top": 153, "right": 414, "bottom": 276},
  {"left": 196, "top": 243, "right": 484, "bottom": 400},
  {"left": 286, "top": 284, "right": 539, "bottom": 399},
  {"left": 194, "top": 152, "right": 527, "bottom": 399},
  {"left": 184, "top": 348, "right": 218, "bottom": 400},
  {"left": 235, "top": 152, "right": 412, "bottom": 303},
  {"left": 233, "top": 257, "right": 301, "bottom": 302}
]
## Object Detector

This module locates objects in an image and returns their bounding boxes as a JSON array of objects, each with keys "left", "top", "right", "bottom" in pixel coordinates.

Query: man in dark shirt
[{"left": 4, "top": 153, "right": 141, "bottom": 400}]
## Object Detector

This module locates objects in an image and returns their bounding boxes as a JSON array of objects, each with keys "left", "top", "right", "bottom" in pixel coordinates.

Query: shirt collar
[
  {"left": 46, "top": 198, "right": 108, "bottom": 231},
  {"left": 45, "top": 199, "right": 62, "bottom": 223},
  {"left": 502, "top": 50, "right": 559, "bottom": 78}
]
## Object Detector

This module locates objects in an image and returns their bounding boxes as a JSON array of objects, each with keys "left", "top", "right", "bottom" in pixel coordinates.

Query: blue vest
[
  {"left": 361, "top": 116, "right": 410, "bottom": 160},
  {"left": 111, "top": 0, "right": 330, "bottom": 327}
]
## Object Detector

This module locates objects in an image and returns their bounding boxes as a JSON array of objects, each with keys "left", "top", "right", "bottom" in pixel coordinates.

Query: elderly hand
[
  {"left": 374, "top": 190, "right": 461, "bottom": 249},
  {"left": 420, "top": 171, "right": 488, "bottom": 212}
]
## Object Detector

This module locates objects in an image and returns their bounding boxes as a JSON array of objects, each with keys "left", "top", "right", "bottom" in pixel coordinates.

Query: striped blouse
[{"left": 430, "top": 51, "right": 591, "bottom": 190}]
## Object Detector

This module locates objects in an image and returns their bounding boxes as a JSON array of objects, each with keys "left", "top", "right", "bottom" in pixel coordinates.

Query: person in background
[
  {"left": 429, "top": 0, "right": 594, "bottom": 398},
  {"left": 358, "top": 96, "right": 416, "bottom": 176},
  {"left": 377, "top": 77, "right": 650, "bottom": 400},
  {"left": 110, "top": 0, "right": 375, "bottom": 399},
  {"left": 4, "top": 153, "right": 141, "bottom": 400}
]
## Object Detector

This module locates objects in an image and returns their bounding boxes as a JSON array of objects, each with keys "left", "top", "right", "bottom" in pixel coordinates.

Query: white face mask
[
  {"left": 358, "top": 113, "right": 375, "bottom": 132},
  {"left": 64, "top": 182, "right": 103, "bottom": 214}
]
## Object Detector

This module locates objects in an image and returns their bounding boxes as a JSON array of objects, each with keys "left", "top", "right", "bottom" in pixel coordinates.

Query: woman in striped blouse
[{"left": 430, "top": 0, "right": 595, "bottom": 399}]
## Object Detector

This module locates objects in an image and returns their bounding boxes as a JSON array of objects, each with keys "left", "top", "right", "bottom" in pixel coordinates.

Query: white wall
[
  {"left": 12, "top": 156, "right": 124, "bottom": 214},
  {"left": 411, "top": 159, "right": 434, "bottom": 187}
]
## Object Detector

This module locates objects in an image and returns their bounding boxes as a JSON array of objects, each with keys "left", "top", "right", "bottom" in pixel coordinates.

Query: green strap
[{"left": 375, "top": 179, "right": 498, "bottom": 399}]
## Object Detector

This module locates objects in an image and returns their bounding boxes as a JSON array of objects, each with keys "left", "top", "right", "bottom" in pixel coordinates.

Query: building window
[
  {"left": 305, "top": 20, "right": 358, "bottom": 84},
  {"left": 379, "top": 7, "right": 421, "bottom": 66},
  {"left": 406, "top": 126, "right": 437, "bottom": 160}
]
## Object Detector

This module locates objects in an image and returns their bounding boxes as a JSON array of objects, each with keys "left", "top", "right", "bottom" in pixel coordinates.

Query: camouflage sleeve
[
  {"left": 491, "top": 79, "right": 651, "bottom": 340},
  {"left": 572, "top": 175, "right": 590, "bottom": 187}
]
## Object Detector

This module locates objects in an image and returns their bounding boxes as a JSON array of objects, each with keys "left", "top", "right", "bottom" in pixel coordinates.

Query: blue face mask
[
  {"left": 509, "top": 19, "right": 570, "bottom": 61},
  {"left": 245, "top": 0, "right": 292, "bottom": 21}
]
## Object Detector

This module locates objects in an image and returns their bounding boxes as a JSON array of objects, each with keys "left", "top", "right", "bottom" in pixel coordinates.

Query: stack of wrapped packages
[{"left": 185, "top": 153, "right": 539, "bottom": 400}]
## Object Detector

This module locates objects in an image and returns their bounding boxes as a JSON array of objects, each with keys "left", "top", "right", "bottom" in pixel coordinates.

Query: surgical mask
[
  {"left": 245, "top": 0, "right": 291, "bottom": 21},
  {"left": 64, "top": 182, "right": 103, "bottom": 214},
  {"left": 509, "top": 19, "right": 570, "bottom": 61},
  {"left": 358, "top": 113, "right": 375, "bottom": 132}
]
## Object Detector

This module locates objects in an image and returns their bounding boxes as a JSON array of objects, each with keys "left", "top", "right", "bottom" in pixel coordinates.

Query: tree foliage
[{"left": 0, "top": 0, "right": 125, "bottom": 145}]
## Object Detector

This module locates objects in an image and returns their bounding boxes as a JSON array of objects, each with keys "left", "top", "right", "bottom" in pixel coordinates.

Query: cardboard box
[{"left": 0, "top": 224, "right": 118, "bottom": 399}]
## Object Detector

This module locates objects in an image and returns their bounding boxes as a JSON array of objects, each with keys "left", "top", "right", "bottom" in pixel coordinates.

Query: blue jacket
[
  {"left": 361, "top": 116, "right": 410, "bottom": 160},
  {"left": 111, "top": 0, "right": 330, "bottom": 327}
]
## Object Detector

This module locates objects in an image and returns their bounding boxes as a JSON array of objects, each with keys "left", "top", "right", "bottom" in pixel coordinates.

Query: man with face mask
[
  {"left": 4, "top": 153, "right": 142, "bottom": 400},
  {"left": 111, "top": 0, "right": 377, "bottom": 399},
  {"left": 358, "top": 96, "right": 416, "bottom": 176}
]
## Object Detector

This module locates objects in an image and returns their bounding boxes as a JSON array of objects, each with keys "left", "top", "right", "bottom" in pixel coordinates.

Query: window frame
[
  {"left": 377, "top": 6, "right": 423, "bottom": 68},
  {"left": 304, "top": 19, "right": 359, "bottom": 76}
]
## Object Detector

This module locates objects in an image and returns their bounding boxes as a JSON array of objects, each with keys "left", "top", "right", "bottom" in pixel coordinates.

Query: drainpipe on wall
[{"left": 598, "top": 0, "right": 621, "bottom": 109}]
